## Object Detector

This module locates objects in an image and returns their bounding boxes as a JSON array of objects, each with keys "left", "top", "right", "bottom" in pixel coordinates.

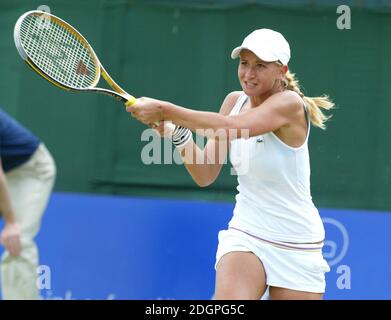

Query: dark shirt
[{"left": 0, "top": 108, "right": 40, "bottom": 172}]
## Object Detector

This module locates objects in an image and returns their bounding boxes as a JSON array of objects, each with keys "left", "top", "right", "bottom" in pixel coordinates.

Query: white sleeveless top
[{"left": 228, "top": 93, "right": 325, "bottom": 243}]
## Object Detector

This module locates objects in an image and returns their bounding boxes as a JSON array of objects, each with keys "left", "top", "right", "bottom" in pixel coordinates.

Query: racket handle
[
  {"left": 124, "top": 96, "right": 176, "bottom": 133},
  {"left": 125, "top": 95, "right": 137, "bottom": 107}
]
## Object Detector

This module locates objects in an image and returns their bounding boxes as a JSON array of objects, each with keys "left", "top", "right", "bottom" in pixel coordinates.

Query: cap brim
[
  {"left": 231, "top": 46, "right": 281, "bottom": 63},
  {"left": 231, "top": 46, "right": 243, "bottom": 59}
]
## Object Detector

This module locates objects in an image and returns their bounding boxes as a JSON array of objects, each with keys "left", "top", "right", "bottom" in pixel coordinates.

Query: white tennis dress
[{"left": 215, "top": 93, "right": 330, "bottom": 293}]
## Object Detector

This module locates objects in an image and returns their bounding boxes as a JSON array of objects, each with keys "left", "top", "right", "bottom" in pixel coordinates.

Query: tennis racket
[{"left": 14, "top": 10, "right": 137, "bottom": 107}]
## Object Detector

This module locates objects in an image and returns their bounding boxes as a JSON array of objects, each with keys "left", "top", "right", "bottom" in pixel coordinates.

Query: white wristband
[{"left": 172, "top": 125, "right": 192, "bottom": 148}]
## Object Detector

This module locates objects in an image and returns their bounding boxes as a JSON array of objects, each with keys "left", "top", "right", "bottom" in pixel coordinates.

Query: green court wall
[{"left": 1, "top": 0, "right": 390, "bottom": 210}]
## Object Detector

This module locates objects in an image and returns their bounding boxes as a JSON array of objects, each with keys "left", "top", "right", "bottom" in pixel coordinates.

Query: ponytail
[{"left": 284, "top": 71, "right": 334, "bottom": 130}]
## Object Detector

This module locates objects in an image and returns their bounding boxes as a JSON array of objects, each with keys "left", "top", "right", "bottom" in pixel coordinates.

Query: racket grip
[{"left": 125, "top": 96, "right": 137, "bottom": 107}]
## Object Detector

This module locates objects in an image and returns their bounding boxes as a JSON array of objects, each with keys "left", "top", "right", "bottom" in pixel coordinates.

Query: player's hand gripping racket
[{"left": 14, "top": 10, "right": 137, "bottom": 108}]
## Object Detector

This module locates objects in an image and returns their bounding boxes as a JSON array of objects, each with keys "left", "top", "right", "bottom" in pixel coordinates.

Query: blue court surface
[{"left": 1, "top": 192, "right": 390, "bottom": 300}]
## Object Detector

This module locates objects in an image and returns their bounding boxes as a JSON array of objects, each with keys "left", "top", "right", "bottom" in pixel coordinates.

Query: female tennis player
[{"left": 128, "top": 28, "right": 333, "bottom": 300}]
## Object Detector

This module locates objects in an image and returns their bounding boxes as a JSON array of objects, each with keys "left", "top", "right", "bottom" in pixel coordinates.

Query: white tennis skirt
[{"left": 215, "top": 227, "right": 330, "bottom": 293}]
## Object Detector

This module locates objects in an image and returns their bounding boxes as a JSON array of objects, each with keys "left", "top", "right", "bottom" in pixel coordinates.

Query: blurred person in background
[{"left": 0, "top": 107, "right": 56, "bottom": 299}]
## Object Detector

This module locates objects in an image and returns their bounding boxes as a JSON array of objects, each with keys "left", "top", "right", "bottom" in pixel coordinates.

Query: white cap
[{"left": 231, "top": 29, "right": 291, "bottom": 65}]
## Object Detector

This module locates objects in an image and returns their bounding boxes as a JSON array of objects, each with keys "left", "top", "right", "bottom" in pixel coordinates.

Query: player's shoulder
[
  {"left": 219, "top": 91, "right": 242, "bottom": 115},
  {"left": 268, "top": 90, "right": 304, "bottom": 115}
]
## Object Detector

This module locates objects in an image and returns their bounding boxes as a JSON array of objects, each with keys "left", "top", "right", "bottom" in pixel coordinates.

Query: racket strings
[{"left": 19, "top": 14, "right": 98, "bottom": 89}]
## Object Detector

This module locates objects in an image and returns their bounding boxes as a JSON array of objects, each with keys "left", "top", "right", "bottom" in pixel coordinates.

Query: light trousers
[{"left": 1, "top": 144, "right": 56, "bottom": 299}]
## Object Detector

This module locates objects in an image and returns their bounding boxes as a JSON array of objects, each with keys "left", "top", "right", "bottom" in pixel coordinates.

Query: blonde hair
[{"left": 284, "top": 70, "right": 334, "bottom": 130}]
